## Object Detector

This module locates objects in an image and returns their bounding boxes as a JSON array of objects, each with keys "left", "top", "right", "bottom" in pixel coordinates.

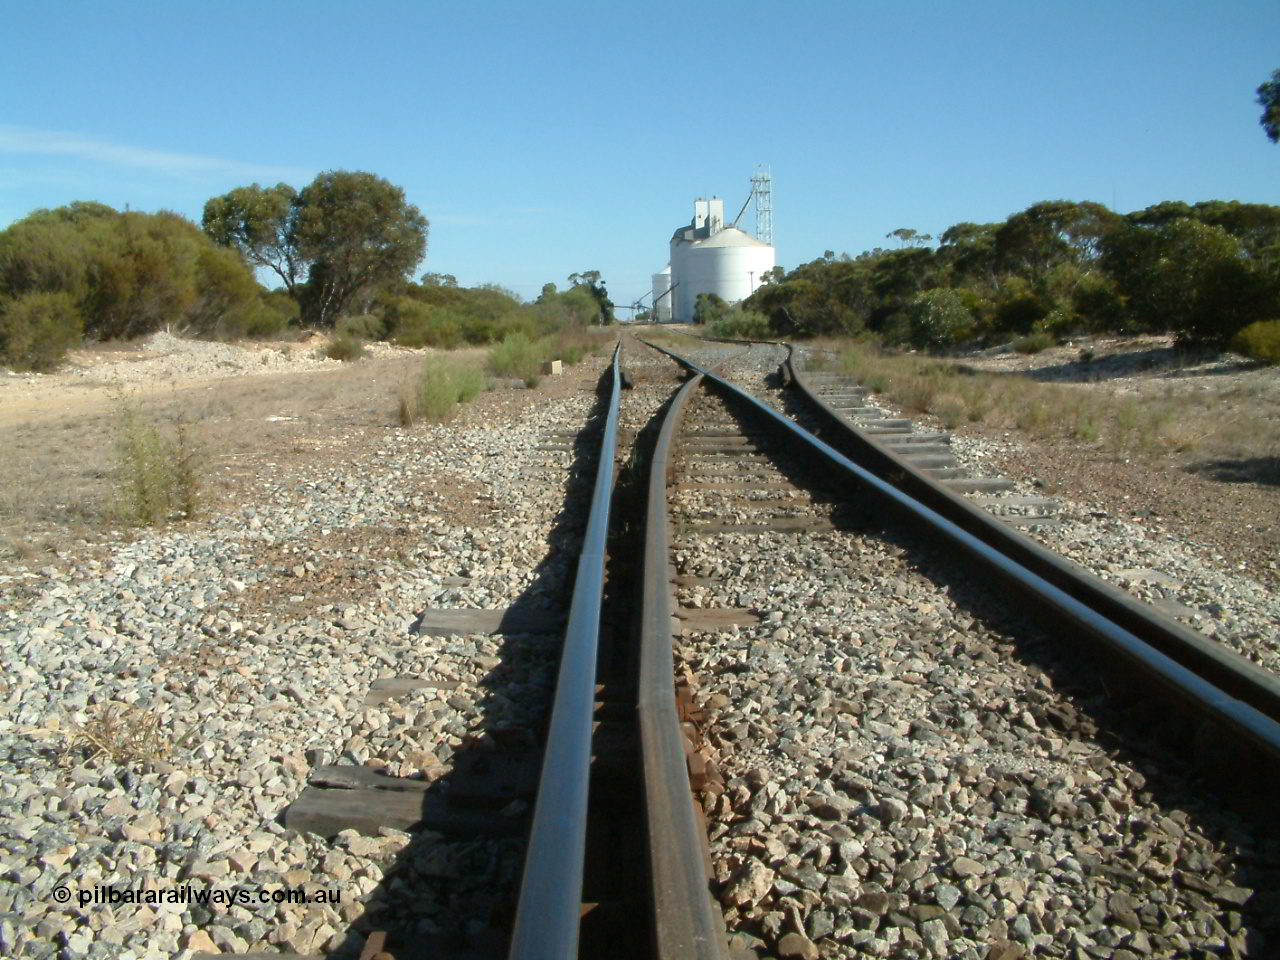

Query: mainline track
[{"left": 507, "top": 343, "right": 624, "bottom": 958}]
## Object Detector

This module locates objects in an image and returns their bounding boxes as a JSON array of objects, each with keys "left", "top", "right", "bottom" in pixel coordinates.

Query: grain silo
[
  {"left": 664, "top": 195, "right": 775, "bottom": 323},
  {"left": 650, "top": 265, "right": 673, "bottom": 322}
]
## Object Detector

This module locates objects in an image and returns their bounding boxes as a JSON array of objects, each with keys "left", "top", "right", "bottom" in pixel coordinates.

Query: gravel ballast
[
  {"left": 1, "top": 332, "right": 1276, "bottom": 959},
  {"left": 0, "top": 352, "right": 616, "bottom": 958},
  {"left": 664, "top": 341, "right": 1276, "bottom": 958}
]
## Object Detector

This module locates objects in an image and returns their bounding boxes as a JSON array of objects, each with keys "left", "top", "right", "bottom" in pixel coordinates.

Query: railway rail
[
  {"left": 211, "top": 333, "right": 1275, "bottom": 959},
  {"left": 647, "top": 337, "right": 1280, "bottom": 787}
]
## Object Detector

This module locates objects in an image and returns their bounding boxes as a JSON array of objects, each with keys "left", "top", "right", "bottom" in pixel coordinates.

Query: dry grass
[
  {"left": 531, "top": 327, "right": 611, "bottom": 365},
  {"left": 60, "top": 702, "right": 184, "bottom": 766},
  {"left": 0, "top": 352, "right": 429, "bottom": 567},
  {"left": 634, "top": 327, "right": 699, "bottom": 350},
  {"left": 816, "top": 342, "right": 1280, "bottom": 462}
]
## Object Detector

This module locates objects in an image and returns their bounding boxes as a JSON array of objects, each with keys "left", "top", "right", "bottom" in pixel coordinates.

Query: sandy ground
[
  {"left": 2, "top": 330, "right": 1276, "bottom": 591},
  {"left": 0, "top": 333, "right": 588, "bottom": 567},
  {"left": 918, "top": 335, "right": 1280, "bottom": 586}
]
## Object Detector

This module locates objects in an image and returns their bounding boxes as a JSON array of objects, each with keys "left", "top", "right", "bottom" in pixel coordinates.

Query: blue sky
[{"left": 3, "top": 0, "right": 1278, "bottom": 309}]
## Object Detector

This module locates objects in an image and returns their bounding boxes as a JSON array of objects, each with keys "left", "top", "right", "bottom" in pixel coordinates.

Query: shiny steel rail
[
  {"left": 641, "top": 337, "right": 1280, "bottom": 795},
  {"left": 508, "top": 341, "right": 729, "bottom": 959},
  {"left": 508, "top": 344, "right": 623, "bottom": 960}
]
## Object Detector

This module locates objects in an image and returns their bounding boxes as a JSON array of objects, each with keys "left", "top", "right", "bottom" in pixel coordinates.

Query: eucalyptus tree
[
  {"left": 204, "top": 172, "right": 428, "bottom": 327},
  {"left": 202, "top": 183, "right": 306, "bottom": 295},
  {"left": 994, "top": 201, "right": 1119, "bottom": 276},
  {"left": 1258, "top": 69, "right": 1280, "bottom": 143}
]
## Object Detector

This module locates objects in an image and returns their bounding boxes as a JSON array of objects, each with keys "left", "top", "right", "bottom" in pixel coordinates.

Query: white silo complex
[
  {"left": 662, "top": 195, "right": 775, "bottom": 323},
  {"left": 650, "top": 265, "right": 673, "bottom": 322}
]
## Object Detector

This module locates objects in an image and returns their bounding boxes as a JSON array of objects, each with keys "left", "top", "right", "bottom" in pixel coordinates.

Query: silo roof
[{"left": 691, "top": 227, "right": 772, "bottom": 249}]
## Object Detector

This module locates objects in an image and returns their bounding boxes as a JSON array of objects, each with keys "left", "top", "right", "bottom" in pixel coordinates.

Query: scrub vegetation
[
  {"left": 0, "top": 202, "right": 297, "bottom": 370},
  {"left": 486, "top": 327, "right": 608, "bottom": 386},
  {"left": 807, "top": 343, "right": 1279, "bottom": 461},
  {"left": 0, "top": 173, "right": 615, "bottom": 374},
  {"left": 397, "top": 326, "right": 607, "bottom": 426},
  {"left": 111, "top": 402, "right": 201, "bottom": 526},
  {"left": 742, "top": 200, "right": 1280, "bottom": 353},
  {"left": 398, "top": 355, "right": 488, "bottom": 426},
  {"left": 1232, "top": 320, "right": 1280, "bottom": 365}
]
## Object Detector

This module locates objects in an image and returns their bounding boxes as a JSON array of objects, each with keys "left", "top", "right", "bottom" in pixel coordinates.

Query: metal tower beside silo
[{"left": 751, "top": 164, "right": 772, "bottom": 246}]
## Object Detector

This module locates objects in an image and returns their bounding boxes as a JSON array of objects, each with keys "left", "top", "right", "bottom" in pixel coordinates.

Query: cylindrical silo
[
  {"left": 651, "top": 265, "right": 673, "bottom": 322},
  {"left": 682, "top": 227, "right": 775, "bottom": 319}
]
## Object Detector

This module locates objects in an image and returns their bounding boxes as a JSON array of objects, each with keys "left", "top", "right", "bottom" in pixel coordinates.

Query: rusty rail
[{"left": 638, "top": 369, "right": 730, "bottom": 960}]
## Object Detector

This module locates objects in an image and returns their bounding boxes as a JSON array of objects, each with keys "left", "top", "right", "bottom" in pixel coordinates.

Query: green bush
[
  {"left": 530, "top": 282, "right": 604, "bottom": 329},
  {"left": 0, "top": 203, "right": 262, "bottom": 343},
  {"left": 387, "top": 298, "right": 463, "bottom": 348},
  {"left": 1070, "top": 272, "right": 1126, "bottom": 332},
  {"left": 187, "top": 245, "right": 260, "bottom": 334},
  {"left": 214, "top": 298, "right": 293, "bottom": 339},
  {"left": 694, "top": 292, "right": 731, "bottom": 326},
  {"left": 906, "top": 288, "right": 973, "bottom": 349},
  {"left": 111, "top": 405, "right": 199, "bottom": 525},
  {"left": 1013, "top": 332, "right": 1055, "bottom": 354},
  {"left": 488, "top": 332, "right": 542, "bottom": 384},
  {"left": 261, "top": 289, "right": 300, "bottom": 323},
  {"left": 878, "top": 311, "right": 912, "bottom": 347},
  {"left": 321, "top": 334, "right": 366, "bottom": 361},
  {"left": 0, "top": 291, "right": 83, "bottom": 371},
  {"left": 399, "top": 357, "right": 488, "bottom": 425},
  {"left": 709, "top": 310, "right": 772, "bottom": 339},
  {"left": 336, "top": 313, "right": 387, "bottom": 341},
  {"left": 1231, "top": 320, "right": 1280, "bottom": 364},
  {"left": 992, "top": 289, "right": 1049, "bottom": 337}
]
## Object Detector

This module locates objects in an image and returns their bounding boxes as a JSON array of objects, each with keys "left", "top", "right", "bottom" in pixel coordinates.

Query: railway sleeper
[
  {"left": 894, "top": 454, "right": 957, "bottom": 470},
  {"left": 892, "top": 444, "right": 954, "bottom": 458},
  {"left": 876, "top": 432, "right": 951, "bottom": 446}
]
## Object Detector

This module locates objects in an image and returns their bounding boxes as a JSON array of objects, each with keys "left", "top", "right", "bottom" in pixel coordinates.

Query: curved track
[{"left": 644, "top": 337, "right": 1280, "bottom": 783}]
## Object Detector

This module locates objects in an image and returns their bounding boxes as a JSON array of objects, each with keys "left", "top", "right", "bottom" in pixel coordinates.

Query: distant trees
[
  {"left": 528, "top": 275, "right": 608, "bottom": 328},
  {"left": 0, "top": 167, "right": 623, "bottom": 372},
  {"left": 693, "top": 292, "right": 730, "bottom": 326},
  {"left": 203, "top": 170, "right": 428, "bottom": 327},
  {"left": 743, "top": 198, "right": 1280, "bottom": 349},
  {"left": 994, "top": 201, "right": 1118, "bottom": 275},
  {"left": 567, "top": 270, "right": 616, "bottom": 325},
  {"left": 201, "top": 183, "right": 305, "bottom": 294},
  {"left": 291, "top": 172, "right": 428, "bottom": 327},
  {"left": 887, "top": 227, "right": 932, "bottom": 249},
  {"left": 420, "top": 272, "right": 458, "bottom": 287}
]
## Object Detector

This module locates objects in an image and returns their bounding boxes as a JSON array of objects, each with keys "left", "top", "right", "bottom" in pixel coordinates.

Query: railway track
[
  {"left": 646, "top": 335, "right": 1280, "bottom": 958},
  {"left": 214, "top": 334, "right": 1277, "bottom": 959}
]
